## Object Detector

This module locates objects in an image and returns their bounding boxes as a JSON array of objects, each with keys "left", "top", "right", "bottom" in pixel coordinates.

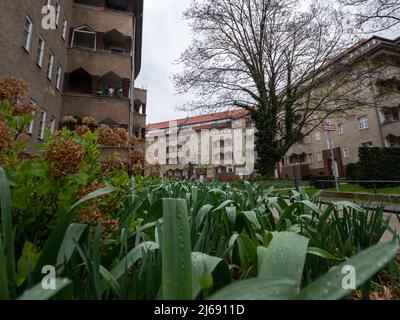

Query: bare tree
[
  {"left": 339, "top": 0, "right": 400, "bottom": 32},
  {"left": 174, "top": 0, "right": 381, "bottom": 176}
]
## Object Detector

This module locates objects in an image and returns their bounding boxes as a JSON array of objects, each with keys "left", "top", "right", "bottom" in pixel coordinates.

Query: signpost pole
[{"left": 327, "top": 130, "right": 340, "bottom": 192}]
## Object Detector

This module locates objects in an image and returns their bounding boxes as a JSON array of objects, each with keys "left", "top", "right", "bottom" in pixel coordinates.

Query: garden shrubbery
[
  {"left": 0, "top": 77, "right": 398, "bottom": 300},
  {"left": 309, "top": 175, "right": 336, "bottom": 189},
  {"left": 359, "top": 147, "right": 400, "bottom": 188}
]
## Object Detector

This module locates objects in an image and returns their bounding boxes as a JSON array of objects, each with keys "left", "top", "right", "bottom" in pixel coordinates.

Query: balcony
[
  {"left": 382, "top": 121, "right": 400, "bottom": 140},
  {"left": 74, "top": 0, "right": 134, "bottom": 14},
  {"left": 63, "top": 68, "right": 131, "bottom": 99}
]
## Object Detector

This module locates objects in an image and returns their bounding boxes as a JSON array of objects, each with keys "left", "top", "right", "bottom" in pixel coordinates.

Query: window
[
  {"left": 315, "top": 131, "right": 321, "bottom": 141},
  {"left": 38, "top": 110, "right": 47, "bottom": 139},
  {"left": 309, "top": 154, "right": 314, "bottom": 164},
  {"left": 72, "top": 26, "right": 96, "bottom": 50},
  {"left": 227, "top": 166, "right": 234, "bottom": 173},
  {"left": 49, "top": 117, "right": 56, "bottom": 133},
  {"left": 62, "top": 18, "right": 68, "bottom": 40},
  {"left": 343, "top": 146, "right": 350, "bottom": 158},
  {"left": 27, "top": 99, "right": 36, "bottom": 134},
  {"left": 22, "top": 16, "right": 33, "bottom": 51},
  {"left": 382, "top": 109, "right": 399, "bottom": 123},
  {"left": 317, "top": 152, "right": 323, "bottom": 162},
  {"left": 358, "top": 116, "right": 369, "bottom": 130},
  {"left": 303, "top": 135, "right": 311, "bottom": 144},
  {"left": 338, "top": 124, "right": 344, "bottom": 135},
  {"left": 36, "top": 37, "right": 45, "bottom": 67},
  {"left": 355, "top": 90, "right": 365, "bottom": 103},
  {"left": 55, "top": 1, "right": 61, "bottom": 26},
  {"left": 55, "top": 64, "right": 62, "bottom": 89},
  {"left": 47, "top": 53, "right": 54, "bottom": 80}
]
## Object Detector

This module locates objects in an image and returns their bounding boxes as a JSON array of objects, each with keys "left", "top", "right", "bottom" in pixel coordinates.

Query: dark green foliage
[
  {"left": 359, "top": 147, "right": 400, "bottom": 188},
  {"left": 309, "top": 176, "right": 335, "bottom": 189},
  {"left": 345, "top": 163, "right": 360, "bottom": 180}
]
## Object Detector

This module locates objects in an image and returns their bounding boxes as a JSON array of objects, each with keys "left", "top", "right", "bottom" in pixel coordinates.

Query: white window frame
[
  {"left": 62, "top": 17, "right": 68, "bottom": 40},
  {"left": 355, "top": 90, "right": 365, "bottom": 103},
  {"left": 55, "top": 64, "right": 62, "bottom": 90},
  {"left": 27, "top": 99, "right": 37, "bottom": 134},
  {"left": 327, "top": 139, "right": 334, "bottom": 149},
  {"left": 303, "top": 135, "right": 311, "bottom": 144},
  {"left": 47, "top": 52, "right": 54, "bottom": 80},
  {"left": 343, "top": 146, "right": 350, "bottom": 158},
  {"left": 55, "top": 0, "right": 61, "bottom": 26},
  {"left": 338, "top": 124, "right": 344, "bottom": 135},
  {"left": 315, "top": 131, "right": 321, "bottom": 141},
  {"left": 71, "top": 26, "right": 96, "bottom": 51},
  {"left": 358, "top": 116, "right": 369, "bottom": 130},
  {"left": 23, "top": 16, "right": 33, "bottom": 51},
  {"left": 317, "top": 152, "right": 323, "bottom": 162},
  {"left": 36, "top": 37, "right": 45, "bottom": 67},
  {"left": 49, "top": 117, "right": 56, "bottom": 133},
  {"left": 38, "top": 110, "right": 47, "bottom": 140}
]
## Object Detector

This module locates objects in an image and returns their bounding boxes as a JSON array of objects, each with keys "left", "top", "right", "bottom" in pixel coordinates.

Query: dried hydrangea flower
[
  {"left": 0, "top": 121, "right": 14, "bottom": 150},
  {"left": 96, "top": 124, "right": 119, "bottom": 146},
  {"left": 82, "top": 116, "right": 97, "bottom": 126},
  {"left": 101, "top": 155, "right": 126, "bottom": 173},
  {"left": 11, "top": 103, "right": 38, "bottom": 117},
  {"left": 113, "top": 127, "right": 128, "bottom": 145},
  {"left": 61, "top": 115, "right": 77, "bottom": 124},
  {"left": 75, "top": 125, "right": 90, "bottom": 137},
  {"left": 45, "top": 138, "right": 86, "bottom": 179},
  {"left": 77, "top": 182, "right": 105, "bottom": 199},
  {"left": 0, "top": 77, "right": 28, "bottom": 102}
]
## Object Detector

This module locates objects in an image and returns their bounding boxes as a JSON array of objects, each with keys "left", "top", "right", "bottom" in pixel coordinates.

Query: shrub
[
  {"left": 345, "top": 163, "right": 360, "bottom": 181},
  {"left": 359, "top": 147, "right": 400, "bottom": 188},
  {"left": 309, "top": 175, "right": 335, "bottom": 189}
]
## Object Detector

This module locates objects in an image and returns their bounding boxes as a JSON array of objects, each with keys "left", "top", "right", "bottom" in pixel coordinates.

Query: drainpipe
[{"left": 129, "top": 13, "right": 136, "bottom": 138}]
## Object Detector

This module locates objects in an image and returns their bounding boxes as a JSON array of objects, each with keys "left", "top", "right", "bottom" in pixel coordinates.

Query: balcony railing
[{"left": 69, "top": 45, "right": 130, "bottom": 56}]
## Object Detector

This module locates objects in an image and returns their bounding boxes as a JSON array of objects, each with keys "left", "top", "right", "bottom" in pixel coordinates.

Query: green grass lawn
[{"left": 315, "top": 183, "right": 400, "bottom": 195}]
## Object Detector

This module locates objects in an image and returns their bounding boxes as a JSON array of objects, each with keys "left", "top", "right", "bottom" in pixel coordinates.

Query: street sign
[{"left": 323, "top": 124, "right": 336, "bottom": 132}]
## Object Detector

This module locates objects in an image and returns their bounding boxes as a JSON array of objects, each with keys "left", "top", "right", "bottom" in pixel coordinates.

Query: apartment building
[
  {"left": 278, "top": 36, "right": 400, "bottom": 179},
  {"left": 0, "top": 0, "right": 146, "bottom": 154},
  {"left": 146, "top": 110, "right": 253, "bottom": 181}
]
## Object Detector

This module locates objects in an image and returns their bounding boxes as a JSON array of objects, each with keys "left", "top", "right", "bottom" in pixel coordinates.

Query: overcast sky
[
  {"left": 136, "top": 1, "right": 399, "bottom": 125},
  {"left": 135, "top": 0, "right": 193, "bottom": 125}
]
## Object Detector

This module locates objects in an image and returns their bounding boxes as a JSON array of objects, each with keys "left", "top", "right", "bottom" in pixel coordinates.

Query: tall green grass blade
[
  {"left": 209, "top": 278, "right": 297, "bottom": 300},
  {"left": 111, "top": 241, "right": 159, "bottom": 280},
  {"left": 297, "top": 241, "right": 399, "bottom": 300},
  {"left": 0, "top": 167, "right": 15, "bottom": 298},
  {"left": 0, "top": 236, "right": 9, "bottom": 299},
  {"left": 258, "top": 232, "right": 309, "bottom": 288},
  {"left": 191, "top": 252, "right": 230, "bottom": 299},
  {"left": 57, "top": 223, "right": 88, "bottom": 268},
  {"left": 17, "top": 278, "right": 71, "bottom": 300},
  {"left": 162, "top": 198, "right": 192, "bottom": 300}
]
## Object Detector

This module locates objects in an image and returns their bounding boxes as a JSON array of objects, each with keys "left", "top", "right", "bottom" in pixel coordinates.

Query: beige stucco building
[
  {"left": 146, "top": 110, "right": 254, "bottom": 181},
  {"left": 278, "top": 36, "right": 400, "bottom": 179},
  {"left": 0, "top": 0, "right": 146, "bottom": 154}
]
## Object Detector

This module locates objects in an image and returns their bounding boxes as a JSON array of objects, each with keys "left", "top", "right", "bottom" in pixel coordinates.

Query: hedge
[
  {"left": 345, "top": 163, "right": 360, "bottom": 180},
  {"left": 309, "top": 175, "right": 336, "bottom": 189},
  {"left": 359, "top": 147, "right": 400, "bottom": 188}
]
